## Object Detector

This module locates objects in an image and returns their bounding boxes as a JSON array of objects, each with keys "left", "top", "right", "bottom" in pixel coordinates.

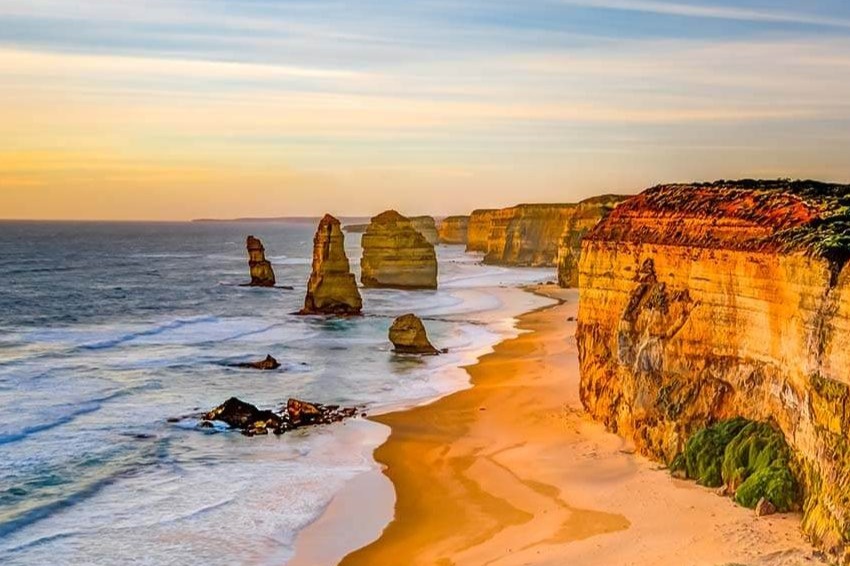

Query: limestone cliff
[
  {"left": 466, "top": 209, "right": 497, "bottom": 253},
  {"left": 481, "top": 204, "right": 576, "bottom": 267},
  {"left": 576, "top": 180, "right": 850, "bottom": 562},
  {"left": 246, "top": 236, "right": 276, "bottom": 287},
  {"left": 408, "top": 216, "right": 439, "bottom": 245},
  {"left": 437, "top": 215, "right": 469, "bottom": 245},
  {"left": 301, "top": 214, "right": 362, "bottom": 315},
  {"left": 556, "top": 195, "right": 626, "bottom": 287},
  {"left": 361, "top": 210, "right": 438, "bottom": 289}
]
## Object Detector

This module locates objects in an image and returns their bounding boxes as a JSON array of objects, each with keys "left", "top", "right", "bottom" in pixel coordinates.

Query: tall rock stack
[
  {"left": 437, "top": 216, "right": 469, "bottom": 245},
  {"left": 408, "top": 216, "right": 439, "bottom": 245},
  {"left": 361, "top": 210, "right": 438, "bottom": 289},
  {"left": 556, "top": 195, "right": 627, "bottom": 287},
  {"left": 466, "top": 209, "right": 497, "bottom": 253},
  {"left": 246, "top": 236, "right": 276, "bottom": 287},
  {"left": 301, "top": 214, "right": 362, "bottom": 315},
  {"left": 576, "top": 180, "right": 850, "bottom": 562}
]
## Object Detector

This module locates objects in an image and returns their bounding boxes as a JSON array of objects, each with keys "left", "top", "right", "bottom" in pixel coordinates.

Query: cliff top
[
  {"left": 371, "top": 210, "right": 409, "bottom": 225},
  {"left": 587, "top": 179, "right": 850, "bottom": 269}
]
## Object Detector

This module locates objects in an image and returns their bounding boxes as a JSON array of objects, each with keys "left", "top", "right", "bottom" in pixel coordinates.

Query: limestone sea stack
[
  {"left": 437, "top": 215, "right": 469, "bottom": 245},
  {"left": 556, "top": 195, "right": 627, "bottom": 287},
  {"left": 576, "top": 179, "right": 850, "bottom": 562},
  {"left": 466, "top": 209, "right": 497, "bottom": 252},
  {"left": 389, "top": 314, "right": 439, "bottom": 355},
  {"left": 246, "top": 236, "right": 276, "bottom": 287},
  {"left": 408, "top": 216, "right": 439, "bottom": 245},
  {"left": 361, "top": 211, "right": 438, "bottom": 289},
  {"left": 483, "top": 204, "right": 576, "bottom": 266},
  {"left": 301, "top": 214, "right": 363, "bottom": 315}
]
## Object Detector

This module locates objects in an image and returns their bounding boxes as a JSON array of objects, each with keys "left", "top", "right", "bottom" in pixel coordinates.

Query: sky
[{"left": 1, "top": 0, "right": 850, "bottom": 220}]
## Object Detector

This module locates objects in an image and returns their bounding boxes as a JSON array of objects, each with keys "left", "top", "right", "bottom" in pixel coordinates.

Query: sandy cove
[{"left": 303, "top": 285, "right": 825, "bottom": 566}]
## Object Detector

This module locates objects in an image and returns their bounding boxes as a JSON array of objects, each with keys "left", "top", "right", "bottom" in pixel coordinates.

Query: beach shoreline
[{"left": 321, "top": 284, "right": 824, "bottom": 566}]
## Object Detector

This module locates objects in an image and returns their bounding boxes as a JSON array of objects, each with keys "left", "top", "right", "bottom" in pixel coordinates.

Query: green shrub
[{"left": 677, "top": 417, "right": 749, "bottom": 487}]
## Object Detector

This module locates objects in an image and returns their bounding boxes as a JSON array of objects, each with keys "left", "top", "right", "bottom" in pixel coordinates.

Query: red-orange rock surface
[
  {"left": 576, "top": 180, "right": 850, "bottom": 562},
  {"left": 466, "top": 209, "right": 497, "bottom": 253},
  {"left": 556, "top": 195, "right": 626, "bottom": 287}
]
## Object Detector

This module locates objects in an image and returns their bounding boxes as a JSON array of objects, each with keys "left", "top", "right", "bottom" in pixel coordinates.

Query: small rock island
[
  {"left": 389, "top": 314, "right": 439, "bottom": 355},
  {"left": 246, "top": 235, "right": 276, "bottom": 287}
]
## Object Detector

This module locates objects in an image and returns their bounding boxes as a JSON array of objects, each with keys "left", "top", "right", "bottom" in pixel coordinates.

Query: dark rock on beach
[{"left": 200, "top": 396, "right": 358, "bottom": 436}]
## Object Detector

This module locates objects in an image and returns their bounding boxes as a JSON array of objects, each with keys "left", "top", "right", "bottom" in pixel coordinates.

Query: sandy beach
[{"left": 328, "top": 285, "right": 825, "bottom": 566}]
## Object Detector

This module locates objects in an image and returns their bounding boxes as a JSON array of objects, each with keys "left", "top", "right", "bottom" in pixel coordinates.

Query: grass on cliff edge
[{"left": 672, "top": 419, "right": 800, "bottom": 512}]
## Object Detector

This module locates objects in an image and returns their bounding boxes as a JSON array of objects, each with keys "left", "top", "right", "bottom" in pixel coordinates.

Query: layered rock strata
[
  {"left": 437, "top": 215, "right": 469, "bottom": 245},
  {"left": 389, "top": 314, "right": 439, "bottom": 355},
  {"left": 246, "top": 235, "right": 276, "bottom": 287},
  {"left": 301, "top": 214, "right": 363, "bottom": 315},
  {"left": 481, "top": 203, "right": 583, "bottom": 267},
  {"left": 575, "top": 179, "right": 850, "bottom": 562},
  {"left": 409, "top": 216, "right": 439, "bottom": 245},
  {"left": 466, "top": 209, "right": 497, "bottom": 252},
  {"left": 361, "top": 211, "right": 438, "bottom": 289},
  {"left": 556, "top": 195, "right": 626, "bottom": 287}
]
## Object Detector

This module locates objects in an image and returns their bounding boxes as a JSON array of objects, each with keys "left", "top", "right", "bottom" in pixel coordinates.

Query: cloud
[{"left": 556, "top": 0, "right": 850, "bottom": 29}]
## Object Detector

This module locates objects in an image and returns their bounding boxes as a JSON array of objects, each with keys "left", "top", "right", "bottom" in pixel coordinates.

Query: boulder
[
  {"left": 301, "top": 214, "right": 363, "bottom": 315},
  {"left": 389, "top": 313, "right": 439, "bottom": 355},
  {"left": 234, "top": 354, "right": 280, "bottom": 370},
  {"left": 755, "top": 497, "right": 777, "bottom": 517},
  {"left": 361, "top": 210, "right": 438, "bottom": 289},
  {"left": 200, "top": 396, "right": 359, "bottom": 436},
  {"left": 246, "top": 236, "right": 276, "bottom": 287}
]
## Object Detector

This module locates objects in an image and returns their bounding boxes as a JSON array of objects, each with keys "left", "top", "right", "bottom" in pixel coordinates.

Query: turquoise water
[{"left": 0, "top": 221, "right": 552, "bottom": 565}]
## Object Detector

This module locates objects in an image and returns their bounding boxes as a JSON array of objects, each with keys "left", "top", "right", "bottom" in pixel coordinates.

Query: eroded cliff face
[
  {"left": 576, "top": 180, "right": 850, "bottom": 562},
  {"left": 482, "top": 204, "right": 576, "bottom": 266},
  {"left": 438, "top": 215, "right": 469, "bottom": 245},
  {"left": 301, "top": 214, "right": 362, "bottom": 315},
  {"left": 466, "top": 209, "right": 497, "bottom": 253},
  {"left": 408, "top": 216, "right": 439, "bottom": 246},
  {"left": 361, "top": 210, "right": 438, "bottom": 289},
  {"left": 556, "top": 195, "right": 626, "bottom": 288},
  {"left": 246, "top": 235, "right": 276, "bottom": 287}
]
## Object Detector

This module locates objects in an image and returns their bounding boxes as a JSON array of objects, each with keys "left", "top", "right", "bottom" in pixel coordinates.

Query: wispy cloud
[{"left": 557, "top": 0, "right": 850, "bottom": 29}]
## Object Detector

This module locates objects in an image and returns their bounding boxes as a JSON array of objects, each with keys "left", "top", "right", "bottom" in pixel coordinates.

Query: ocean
[{"left": 0, "top": 221, "right": 554, "bottom": 565}]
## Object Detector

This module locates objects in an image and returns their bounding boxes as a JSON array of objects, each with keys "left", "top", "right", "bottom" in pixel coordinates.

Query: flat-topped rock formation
[
  {"left": 361, "top": 210, "right": 438, "bottom": 289},
  {"left": 389, "top": 314, "right": 439, "bottom": 355},
  {"left": 246, "top": 236, "right": 276, "bottom": 287},
  {"left": 301, "top": 214, "right": 363, "bottom": 315},
  {"left": 576, "top": 179, "right": 850, "bottom": 562},
  {"left": 483, "top": 204, "right": 577, "bottom": 266},
  {"left": 556, "top": 195, "right": 626, "bottom": 287},
  {"left": 438, "top": 215, "right": 469, "bottom": 245},
  {"left": 466, "top": 209, "right": 497, "bottom": 252},
  {"left": 408, "top": 216, "right": 439, "bottom": 245}
]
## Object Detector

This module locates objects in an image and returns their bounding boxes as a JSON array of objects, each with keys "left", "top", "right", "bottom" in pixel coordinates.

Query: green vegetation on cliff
[{"left": 672, "top": 419, "right": 800, "bottom": 512}]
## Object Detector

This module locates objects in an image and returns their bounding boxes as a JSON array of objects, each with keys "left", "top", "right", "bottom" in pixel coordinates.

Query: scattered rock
[
  {"left": 234, "top": 354, "right": 281, "bottom": 370},
  {"left": 755, "top": 497, "right": 777, "bottom": 517},
  {"left": 389, "top": 313, "right": 439, "bottom": 355},
  {"left": 200, "top": 396, "right": 358, "bottom": 436},
  {"left": 246, "top": 236, "right": 276, "bottom": 287},
  {"left": 301, "top": 214, "right": 363, "bottom": 315}
]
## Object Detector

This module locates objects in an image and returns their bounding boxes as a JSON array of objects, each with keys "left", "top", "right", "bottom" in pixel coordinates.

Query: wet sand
[{"left": 334, "top": 285, "right": 823, "bottom": 566}]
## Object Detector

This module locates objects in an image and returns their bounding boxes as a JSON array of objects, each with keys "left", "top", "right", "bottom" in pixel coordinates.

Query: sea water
[{"left": 0, "top": 221, "right": 554, "bottom": 565}]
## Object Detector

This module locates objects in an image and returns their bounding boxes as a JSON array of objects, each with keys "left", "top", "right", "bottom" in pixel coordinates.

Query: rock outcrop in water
[
  {"left": 556, "top": 195, "right": 626, "bottom": 287},
  {"left": 389, "top": 314, "right": 439, "bottom": 355},
  {"left": 361, "top": 211, "right": 438, "bottom": 289},
  {"left": 301, "top": 214, "right": 363, "bottom": 315},
  {"left": 246, "top": 236, "right": 276, "bottom": 287},
  {"left": 409, "top": 216, "right": 439, "bottom": 245},
  {"left": 466, "top": 209, "right": 497, "bottom": 253},
  {"left": 232, "top": 354, "right": 280, "bottom": 370},
  {"left": 438, "top": 215, "right": 469, "bottom": 245},
  {"left": 201, "top": 396, "right": 358, "bottom": 436},
  {"left": 575, "top": 179, "right": 850, "bottom": 562}
]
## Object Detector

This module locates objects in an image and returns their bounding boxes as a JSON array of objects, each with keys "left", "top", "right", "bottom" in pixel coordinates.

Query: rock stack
[
  {"left": 389, "top": 314, "right": 439, "bottom": 355},
  {"left": 246, "top": 236, "right": 276, "bottom": 287},
  {"left": 361, "top": 210, "right": 438, "bottom": 289},
  {"left": 466, "top": 209, "right": 497, "bottom": 252},
  {"left": 301, "top": 214, "right": 363, "bottom": 315},
  {"left": 438, "top": 216, "right": 469, "bottom": 245},
  {"left": 408, "top": 216, "right": 439, "bottom": 245}
]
